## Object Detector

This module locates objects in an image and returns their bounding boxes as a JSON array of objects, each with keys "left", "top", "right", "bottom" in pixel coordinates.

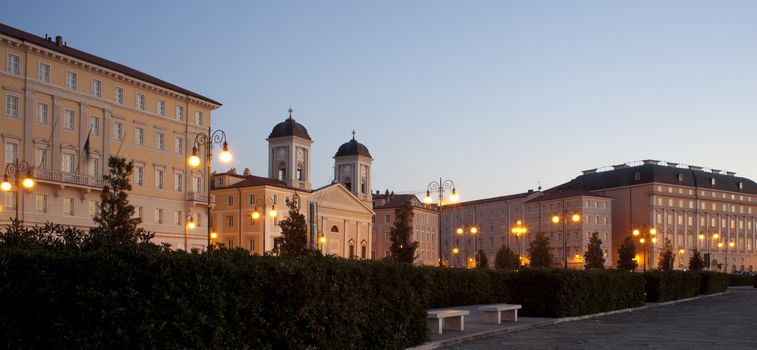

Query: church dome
[
  {"left": 335, "top": 134, "right": 372, "bottom": 158},
  {"left": 268, "top": 108, "right": 311, "bottom": 140}
]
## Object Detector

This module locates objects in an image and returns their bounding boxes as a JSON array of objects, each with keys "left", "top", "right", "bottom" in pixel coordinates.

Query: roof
[
  {"left": 554, "top": 163, "right": 757, "bottom": 195},
  {"left": 525, "top": 189, "right": 612, "bottom": 203},
  {"left": 268, "top": 112, "right": 312, "bottom": 140},
  {"left": 445, "top": 191, "right": 537, "bottom": 208},
  {"left": 0, "top": 23, "right": 221, "bottom": 106},
  {"left": 335, "top": 138, "right": 371, "bottom": 158},
  {"left": 374, "top": 194, "right": 421, "bottom": 209},
  {"left": 211, "top": 174, "right": 306, "bottom": 192}
]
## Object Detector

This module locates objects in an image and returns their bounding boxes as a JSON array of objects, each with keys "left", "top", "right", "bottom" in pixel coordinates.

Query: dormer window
[
  {"left": 677, "top": 173, "right": 684, "bottom": 182},
  {"left": 710, "top": 178, "right": 716, "bottom": 186},
  {"left": 739, "top": 182, "right": 744, "bottom": 190},
  {"left": 634, "top": 172, "right": 641, "bottom": 181}
]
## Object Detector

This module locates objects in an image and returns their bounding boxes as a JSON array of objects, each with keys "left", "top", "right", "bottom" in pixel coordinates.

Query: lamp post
[
  {"left": 250, "top": 197, "right": 278, "bottom": 254},
  {"left": 455, "top": 225, "right": 478, "bottom": 268},
  {"left": 632, "top": 227, "right": 657, "bottom": 272},
  {"left": 551, "top": 202, "right": 581, "bottom": 269},
  {"left": 188, "top": 128, "right": 232, "bottom": 251},
  {"left": 725, "top": 240, "right": 735, "bottom": 273},
  {"left": 1, "top": 159, "right": 35, "bottom": 219},
  {"left": 424, "top": 178, "right": 458, "bottom": 267},
  {"left": 698, "top": 231, "right": 719, "bottom": 270},
  {"left": 511, "top": 220, "right": 527, "bottom": 260}
]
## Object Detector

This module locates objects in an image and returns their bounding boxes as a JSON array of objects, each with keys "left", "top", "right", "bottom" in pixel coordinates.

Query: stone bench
[
  {"left": 427, "top": 309, "right": 470, "bottom": 334},
  {"left": 479, "top": 304, "right": 522, "bottom": 324}
]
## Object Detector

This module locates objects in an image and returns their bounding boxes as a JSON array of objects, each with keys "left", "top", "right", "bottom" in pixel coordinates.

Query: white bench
[
  {"left": 427, "top": 309, "right": 470, "bottom": 334},
  {"left": 479, "top": 304, "right": 522, "bottom": 324}
]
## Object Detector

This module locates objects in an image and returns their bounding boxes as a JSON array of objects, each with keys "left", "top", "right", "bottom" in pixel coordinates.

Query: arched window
[
  {"left": 296, "top": 162, "right": 303, "bottom": 180},
  {"left": 677, "top": 173, "right": 684, "bottom": 182},
  {"left": 330, "top": 225, "right": 339, "bottom": 233},
  {"left": 343, "top": 176, "right": 352, "bottom": 191},
  {"left": 348, "top": 239, "right": 355, "bottom": 258},
  {"left": 361, "top": 240, "right": 367, "bottom": 259},
  {"left": 278, "top": 162, "right": 286, "bottom": 181}
]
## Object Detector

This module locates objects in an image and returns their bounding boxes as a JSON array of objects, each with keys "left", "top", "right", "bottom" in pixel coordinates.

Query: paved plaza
[{"left": 442, "top": 287, "right": 757, "bottom": 349}]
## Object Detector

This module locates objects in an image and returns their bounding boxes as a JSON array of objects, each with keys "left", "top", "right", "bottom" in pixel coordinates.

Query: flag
[{"left": 82, "top": 129, "right": 91, "bottom": 162}]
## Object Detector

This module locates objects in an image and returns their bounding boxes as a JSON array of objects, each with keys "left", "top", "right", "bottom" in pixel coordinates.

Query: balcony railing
[
  {"left": 188, "top": 191, "right": 215, "bottom": 204},
  {"left": 32, "top": 168, "right": 104, "bottom": 189}
]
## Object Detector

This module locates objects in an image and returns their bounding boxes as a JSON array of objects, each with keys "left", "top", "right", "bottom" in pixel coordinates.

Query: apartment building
[
  {"left": 372, "top": 191, "right": 438, "bottom": 264},
  {"left": 0, "top": 23, "right": 220, "bottom": 250}
]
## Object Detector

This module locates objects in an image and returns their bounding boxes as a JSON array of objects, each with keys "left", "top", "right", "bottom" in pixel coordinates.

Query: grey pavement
[{"left": 441, "top": 287, "right": 757, "bottom": 350}]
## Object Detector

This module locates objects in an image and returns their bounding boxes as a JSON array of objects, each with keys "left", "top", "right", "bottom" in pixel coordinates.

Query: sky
[{"left": 4, "top": 1, "right": 757, "bottom": 201}]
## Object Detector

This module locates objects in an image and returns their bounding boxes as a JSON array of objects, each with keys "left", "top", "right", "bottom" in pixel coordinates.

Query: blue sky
[{"left": 4, "top": 1, "right": 757, "bottom": 201}]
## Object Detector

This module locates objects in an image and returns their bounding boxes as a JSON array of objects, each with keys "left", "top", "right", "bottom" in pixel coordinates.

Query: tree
[
  {"left": 688, "top": 249, "right": 705, "bottom": 271},
  {"left": 617, "top": 236, "right": 638, "bottom": 271},
  {"left": 477, "top": 249, "right": 489, "bottom": 268},
  {"left": 657, "top": 238, "right": 675, "bottom": 271},
  {"left": 389, "top": 201, "right": 419, "bottom": 264},
  {"left": 527, "top": 232, "right": 553, "bottom": 268},
  {"left": 494, "top": 245, "right": 520, "bottom": 270},
  {"left": 89, "top": 156, "right": 153, "bottom": 246},
  {"left": 276, "top": 193, "right": 310, "bottom": 257},
  {"left": 583, "top": 231, "right": 606, "bottom": 269}
]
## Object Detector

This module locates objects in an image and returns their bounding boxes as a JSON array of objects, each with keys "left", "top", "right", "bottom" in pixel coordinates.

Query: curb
[{"left": 407, "top": 291, "right": 728, "bottom": 350}]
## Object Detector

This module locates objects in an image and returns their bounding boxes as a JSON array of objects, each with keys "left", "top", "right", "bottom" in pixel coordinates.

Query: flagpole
[
  {"left": 115, "top": 130, "right": 127, "bottom": 158},
  {"left": 76, "top": 127, "right": 92, "bottom": 173},
  {"left": 40, "top": 115, "right": 59, "bottom": 168}
]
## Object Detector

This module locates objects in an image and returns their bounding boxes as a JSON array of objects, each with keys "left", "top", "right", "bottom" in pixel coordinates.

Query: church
[{"left": 210, "top": 109, "right": 375, "bottom": 258}]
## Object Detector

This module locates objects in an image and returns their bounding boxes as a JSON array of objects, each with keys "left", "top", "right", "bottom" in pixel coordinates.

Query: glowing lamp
[
  {"left": 210, "top": 231, "right": 218, "bottom": 240},
  {"left": 219, "top": 142, "right": 232, "bottom": 163},
  {"left": 456, "top": 228, "right": 463, "bottom": 235},
  {"left": 449, "top": 188, "right": 459, "bottom": 203},
  {"left": 1, "top": 176, "right": 11, "bottom": 191},
  {"left": 551, "top": 215, "right": 560, "bottom": 224},
  {"left": 186, "top": 218, "right": 196, "bottom": 230},
  {"left": 571, "top": 214, "right": 580, "bottom": 222},
  {"left": 633, "top": 229, "right": 640, "bottom": 236},
  {"left": 22, "top": 177, "right": 34, "bottom": 189},
  {"left": 269, "top": 205, "right": 278, "bottom": 218}
]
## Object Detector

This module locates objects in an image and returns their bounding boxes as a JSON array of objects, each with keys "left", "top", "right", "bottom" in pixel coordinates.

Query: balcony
[
  {"left": 188, "top": 191, "right": 215, "bottom": 205},
  {"left": 32, "top": 168, "right": 104, "bottom": 189}
]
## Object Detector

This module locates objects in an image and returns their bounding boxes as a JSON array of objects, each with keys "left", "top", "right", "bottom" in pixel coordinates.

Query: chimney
[
  {"left": 228, "top": 167, "right": 237, "bottom": 175},
  {"left": 711, "top": 169, "right": 721, "bottom": 174},
  {"left": 689, "top": 166, "right": 703, "bottom": 171},
  {"left": 55, "top": 35, "right": 63, "bottom": 46},
  {"left": 667, "top": 162, "right": 679, "bottom": 168},
  {"left": 582, "top": 169, "right": 597, "bottom": 175},
  {"left": 243, "top": 168, "right": 251, "bottom": 176},
  {"left": 726, "top": 171, "right": 736, "bottom": 176},
  {"left": 612, "top": 164, "right": 628, "bottom": 170},
  {"left": 643, "top": 159, "right": 659, "bottom": 165}
]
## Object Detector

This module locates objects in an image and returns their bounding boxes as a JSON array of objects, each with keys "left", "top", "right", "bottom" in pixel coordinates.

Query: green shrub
[
  {"left": 420, "top": 267, "right": 502, "bottom": 308},
  {"left": 503, "top": 269, "right": 645, "bottom": 317},
  {"left": 0, "top": 247, "right": 428, "bottom": 349},
  {"left": 698, "top": 271, "right": 728, "bottom": 294},
  {"left": 642, "top": 271, "right": 701, "bottom": 302},
  {"left": 727, "top": 274, "right": 754, "bottom": 287}
]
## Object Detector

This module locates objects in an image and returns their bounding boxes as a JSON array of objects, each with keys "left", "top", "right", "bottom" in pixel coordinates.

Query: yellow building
[
  {"left": 210, "top": 114, "right": 374, "bottom": 257},
  {"left": 0, "top": 23, "right": 220, "bottom": 250}
]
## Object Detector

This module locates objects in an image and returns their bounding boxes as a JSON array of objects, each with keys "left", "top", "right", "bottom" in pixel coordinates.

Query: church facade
[{"left": 210, "top": 110, "right": 374, "bottom": 258}]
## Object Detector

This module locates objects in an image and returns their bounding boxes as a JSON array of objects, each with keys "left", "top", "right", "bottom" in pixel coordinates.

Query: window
[
  {"left": 710, "top": 178, "right": 716, "bottom": 186},
  {"left": 63, "top": 198, "right": 74, "bottom": 216},
  {"left": 155, "top": 168, "right": 164, "bottom": 189},
  {"left": 174, "top": 172, "right": 183, "bottom": 191},
  {"left": 156, "top": 100, "right": 165, "bottom": 116},
  {"left": 35, "top": 194, "right": 47, "bottom": 213},
  {"left": 192, "top": 176, "right": 202, "bottom": 193},
  {"left": 174, "top": 210, "right": 182, "bottom": 225},
  {"left": 135, "top": 126, "right": 144, "bottom": 146},
  {"left": 61, "top": 153, "right": 75, "bottom": 173},
  {"left": 227, "top": 216, "right": 234, "bottom": 227},
  {"left": 90, "top": 116, "right": 100, "bottom": 136},
  {"left": 91, "top": 79, "right": 102, "bottom": 97},
  {"left": 331, "top": 225, "right": 339, "bottom": 232},
  {"left": 174, "top": 136, "right": 183, "bottom": 154},
  {"left": 195, "top": 111, "right": 203, "bottom": 126},
  {"left": 35, "top": 147, "right": 47, "bottom": 168},
  {"left": 64, "top": 109, "right": 75, "bottom": 130},
  {"left": 5, "top": 94, "right": 19, "bottom": 117},
  {"left": 385, "top": 214, "right": 390, "bottom": 223},
  {"left": 154, "top": 208, "right": 163, "bottom": 224},
  {"left": 634, "top": 172, "right": 641, "bottom": 181},
  {"left": 113, "top": 121, "right": 124, "bottom": 141},
  {"left": 36, "top": 103, "right": 48, "bottom": 124},
  {"left": 89, "top": 200, "right": 99, "bottom": 217},
  {"left": 5, "top": 192, "right": 16, "bottom": 210},
  {"left": 88, "top": 156, "right": 100, "bottom": 177},
  {"left": 38, "top": 62, "right": 50, "bottom": 82},
  {"left": 135, "top": 206, "right": 142, "bottom": 218},
  {"left": 66, "top": 71, "right": 78, "bottom": 90},
  {"left": 136, "top": 94, "right": 145, "bottom": 110},
  {"left": 249, "top": 193, "right": 256, "bottom": 204},
  {"left": 134, "top": 164, "right": 144, "bottom": 186},
  {"left": 114, "top": 86, "right": 124, "bottom": 104},
  {"left": 227, "top": 196, "right": 234, "bottom": 206},
  {"left": 6, "top": 54, "right": 19, "bottom": 75},
  {"left": 156, "top": 132, "right": 165, "bottom": 150},
  {"left": 176, "top": 105, "right": 184, "bottom": 121}
]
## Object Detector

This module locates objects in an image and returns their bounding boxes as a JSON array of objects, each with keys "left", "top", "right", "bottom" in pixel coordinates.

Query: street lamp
[
  {"left": 1, "top": 160, "right": 35, "bottom": 219},
  {"left": 511, "top": 220, "right": 527, "bottom": 261},
  {"left": 726, "top": 241, "right": 735, "bottom": 273},
  {"left": 632, "top": 227, "right": 657, "bottom": 272},
  {"left": 678, "top": 247, "right": 685, "bottom": 268},
  {"left": 456, "top": 224, "right": 478, "bottom": 268},
  {"left": 186, "top": 216, "right": 196, "bottom": 230},
  {"left": 551, "top": 202, "right": 582, "bottom": 269},
  {"left": 188, "top": 129, "right": 232, "bottom": 251},
  {"left": 424, "top": 178, "right": 458, "bottom": 267},
  {"left": 698, "top": 230, "right": 719, "bottom": 270},
  {"left": 250, "top": 197, "right": 278, "bottom": 254}
]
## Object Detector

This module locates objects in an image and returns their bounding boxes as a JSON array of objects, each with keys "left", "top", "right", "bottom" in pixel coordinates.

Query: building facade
[
  {"left": 553, "top": 160, "right": 757, "bottom": 271},
  {"left": 0, "top": 23, "right": 220, "bottom": 250},
  {"left": 210, "top": 114, "right": 374, "bottom": 258},
  {"left": 372, "top": 192, "right": 438, "bottom": 265}
]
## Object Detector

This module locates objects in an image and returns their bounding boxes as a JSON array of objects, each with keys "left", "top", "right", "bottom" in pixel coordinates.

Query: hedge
[
  {"left": 420, "top": 267, "right": 502, "bottom": 308},
  {"left": 727, "top": 274, "right": 755, "bottom": 287},
  {"left": 697, "top": 272, "right": 728, "bottom": 294},
  {"left": 504, "top": 269, "right": 645, "bottom": 317},
  {"left": 0, "top": 247, "right": 428, "bottom": 349},
  {"left": 642, "top": 271, "right": 701, "bottom": 302}
]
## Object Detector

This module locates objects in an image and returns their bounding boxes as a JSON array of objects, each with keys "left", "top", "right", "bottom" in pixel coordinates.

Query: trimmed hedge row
[
  {"left": 642, "top": 271, "right": 701, "bottom": 302},
  {"left": 0, "top": 248, "right": 428, "bottom": 349},
  {"left": 727, "top": 274, "right": 755, "bottom": 287}
]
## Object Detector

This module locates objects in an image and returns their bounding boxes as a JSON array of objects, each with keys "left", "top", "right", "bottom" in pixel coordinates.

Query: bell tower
[
  {"left": 267, "top": 108, "right": 313, "bottom": 190},
  {"left": 334, "top": 131, "right": 373, "bottom": 206}
]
